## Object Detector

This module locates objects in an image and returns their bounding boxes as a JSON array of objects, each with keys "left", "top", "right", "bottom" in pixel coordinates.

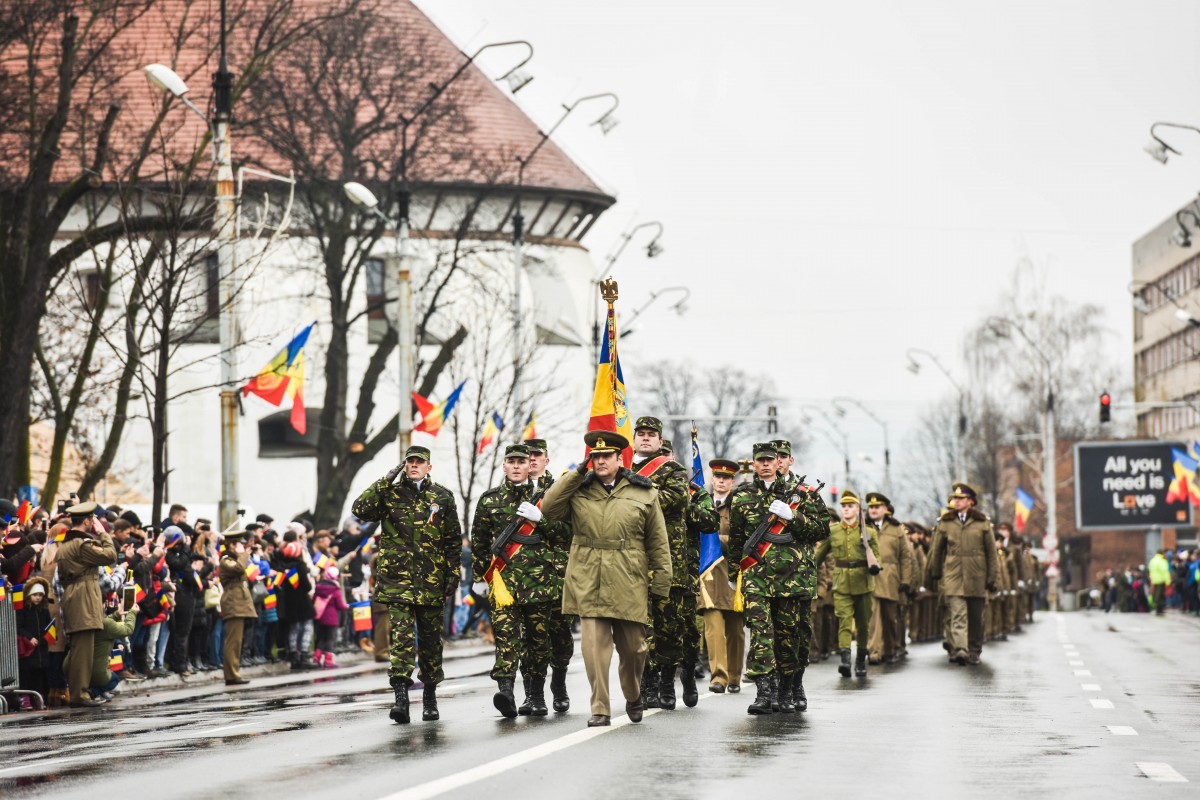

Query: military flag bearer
[
  {"left": 815, "top": 491, "right": 880, "bottom": 679},
  {"left": 353, "top": 446, "right": 461, "bottom": 724}
]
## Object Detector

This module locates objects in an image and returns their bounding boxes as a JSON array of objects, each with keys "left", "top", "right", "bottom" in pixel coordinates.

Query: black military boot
[
  {"left": 527, "top": 677, "right": 549, "bottom": 716},
  {"left": 389, "top": 679, "right": 410, "bottom": 724},
  {"left": 793, "top": 668, "right": 808, "bottom": 712},
  {"left": 518, "top": 676, "right": 533, "bottom": 716},
  {"left": 640, "top": 666, "right": 661, "bottom": 709},
  {"left": 658, "top": 667, "right": 677, "bottom": 710},
  {"left": 855, "top": 649, "right": 868, "bottom": 678},
  {"left": 680, "top": 660, "right": 699, "bottom": 708},
  {"left": 769, "top": 673, "right": 780, "bottom": 712},
  {"left": 747, "top": 676, "right": 774, "bottom": 715},
  {"left": 550, "top": 667, "right": 570, "bottom": 712},
  {"left": 422, "top": 683, "right": 439, "bottom": 721},
  {"left": 493, "top": 678, "right": 518, "bottom": 718},
  {"left": 777, "top": 673, "right": 796, "bottom": 713},
  {"left": 838, "top": 648, "right": 852, "bottom": 678}
]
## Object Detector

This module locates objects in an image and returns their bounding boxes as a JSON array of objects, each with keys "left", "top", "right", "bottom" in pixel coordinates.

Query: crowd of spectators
[{"left": 1090, "top": 548, "right": 1200, "bottom": 614}]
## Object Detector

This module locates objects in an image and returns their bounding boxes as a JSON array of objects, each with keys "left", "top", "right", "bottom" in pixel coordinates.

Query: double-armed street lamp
[
  {"left": 620, "top": 286, "right": 689, "bottom": 339},
  {"left": 906, "top": 348, "right": 967, "bottom": 480},
  {"left": 832, "top": 397, "right": 891, "bottom": 494},
  {"left": 510, "top": 92, "right": 620, "bottom": 420},
  {"left": 592, "top": 221, "right": 665, "bottom": 359},
  {"left": 801, "top": 405, "right": 852, "bottom": 489},
  {"left": 143, "top": 0, "right": 239, "bottom": 529}
]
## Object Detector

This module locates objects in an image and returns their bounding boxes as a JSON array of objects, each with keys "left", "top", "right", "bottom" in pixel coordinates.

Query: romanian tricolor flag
[
  {"left": 1166, "top": 448, "right": 1200, "bottom": 506},
  {"left": 245, "top": 563, "right": 262, "bottom": 582},
  {"left": 50, "top": 527, "right": 67, "bottom": 544},
  {"left": 521, "top": 411, "right": 537, "bottom": 440},
  {"left": 351, "top": 601, "right": 372, "bottom": 633},
  {"left": 413, "top": 381, "right": 466, "bottom": 436},
  {"left": 478, "top": 411, "right": 504, "bottom": 454},
  {"left": 691, "top": 432, "right": 723, "bottom": 600},
  {"left": 11, "top": 584, "right": 23, "bottom": 611},
  {"left": 1014, "top": 487, "right": 1034, "bottom": 533},
  {"left": 109, "top": 648, "right": 124, "bottom": 672},
  {"left": 16, "top": 500, "right": 32, "bottom": 525},
  {"left": 286, "top": 568, "right": 300, "bottom": 588},
  {"left": 267, "top": 570, "right": 285, "bottom": 589},
  {"left": 0, "top": 585, "right": 5, "bottom": 603},
  {"left": 134, "top": 584, "right": 147, "bottom": 603},
  {"left": 312, "top": 551, "right": 332, "bottom": 570},
  {"left": 193, "top": 573, "right": 203, "bottom": 592},
  {"left": 242, "top": 322, "right": 315, "bottom": 435},
  {"left": 44, "top": 620, "right": 57, "bottom": 645},
  {"left": 264, "top": 592, "right": 277, "bottom": 610},
  {"left": 588, "top": 303, "right": 633, "bottom": 467}
]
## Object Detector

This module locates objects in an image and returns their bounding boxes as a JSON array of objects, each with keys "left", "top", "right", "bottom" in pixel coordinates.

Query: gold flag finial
[{"left": 600, "top": 277, "right": 619, "bottom": 303}]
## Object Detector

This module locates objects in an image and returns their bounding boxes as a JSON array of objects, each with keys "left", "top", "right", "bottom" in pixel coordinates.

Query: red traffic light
[
  {"left": 1100, "top": 392, "right": 1111, "bottom": 406},
  {"left": 1099, "top": 391, "right": 1111, "bottom": 423}
]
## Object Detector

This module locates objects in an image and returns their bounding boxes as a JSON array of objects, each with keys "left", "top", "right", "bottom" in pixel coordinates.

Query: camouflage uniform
[
  {"left": 352, "top": 473, "right": 460, "bottom": 687},
  {"left": 684, "top": 481, "right": 719, "bottom": 671},
  {"left": 536, "top": 471, "right": 575, "bottom": 672},
  {"left": 727, "top": 474, "right": 829, "bottom": 681},
  {"left": 632, "top": 451, "right": 691, "bottom": 672},
  {"left": 471, "top": 479, "right": 568, "bottom": 681}
]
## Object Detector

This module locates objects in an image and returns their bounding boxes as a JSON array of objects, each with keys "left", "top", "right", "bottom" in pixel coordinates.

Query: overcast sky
[{"left": 423, "top": 0, "right": 1200, "bottom": 489}]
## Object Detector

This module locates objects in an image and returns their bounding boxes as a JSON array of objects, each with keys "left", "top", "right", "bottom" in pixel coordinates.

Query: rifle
[
  {"left": 741, "top": 477, "right": 825, "bottom": 566},
  {"left": 859, "top": 501, "right": 882, "bottom": 574},
  {"left": 489, "top": 486, "right": 546, "bottom": 567}
]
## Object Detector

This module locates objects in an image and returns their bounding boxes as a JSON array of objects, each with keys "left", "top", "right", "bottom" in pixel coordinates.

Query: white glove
[
  {"left": 1018, "top": 580, "right": 1026, "bottom": 589},
  {"left": 471, "top": 581, "right": 488, "bottom": 596},
  {"left": 768, "top": 500, "right": 794, "bottom": 520},
  {"left": 516, "top": 502, "right": 543, "bottom": 523},
  {"left": 918, "top": 586, "right": 927, "bottom": 594}
]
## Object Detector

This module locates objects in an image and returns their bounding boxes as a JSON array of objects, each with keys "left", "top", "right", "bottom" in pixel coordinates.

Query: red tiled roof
[{"left": 35, "top": 0, "right": 612, "bottom": 203}]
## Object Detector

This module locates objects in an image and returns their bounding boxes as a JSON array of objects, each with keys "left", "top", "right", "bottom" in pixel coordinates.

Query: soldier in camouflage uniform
[
  {"left": 771, "top": 438, "right": 819, "bottom": 708},
  {"left": 524, "top": 437, "right": 573, "bottom": 713},
  {"left": 471, "top": 444, "right": 567, "bottom": 718},
  {"left": 630, "top": 416, "right": 693, "bottom": 711},
  {"left": 352, "top": 445, "right": 461, "bottom": 724},
  {"left": 728, "top": 442, "right": 829, "bottom": 715}
]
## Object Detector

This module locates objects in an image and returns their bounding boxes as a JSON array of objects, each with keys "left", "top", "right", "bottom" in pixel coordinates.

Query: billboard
[{"left": 1074, "top": 440, "right": 1193, "bottom": 530}]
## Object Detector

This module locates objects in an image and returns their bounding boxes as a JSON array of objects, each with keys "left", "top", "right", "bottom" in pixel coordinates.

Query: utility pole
[{"left": 214, "top": 0, "right": 239, "bottom": 531}]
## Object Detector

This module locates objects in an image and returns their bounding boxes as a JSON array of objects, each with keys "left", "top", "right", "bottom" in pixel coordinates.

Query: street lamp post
[
  {"left": 906, "top": 347, "right": 967, "bottom": 481},
  {"left": 987, "top": 316, "right": 1057, "bottom": 608},
  {"left": 511, "top": 92, "right": 619, "bottom": 422},
  {"left": 592, "top": 221, "right": 664, "bottom": 360},
  {"left": 832, "top": 397, "right": 891, "bottom": 494},
  {"left": 801, "top": 405, "right": 852, "bottom": 488},
  {"left": 143, "top": 0, "right": 239, "bottom": 530}
]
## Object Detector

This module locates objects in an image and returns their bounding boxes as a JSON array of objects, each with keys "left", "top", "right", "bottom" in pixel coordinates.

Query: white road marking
[
  {"left": 1106, "top": 725, "right": 1138, "bottom": 736},
  {"left": 378, "top": 693, "right": 716, "bottom": 799},
  {"left": 1137, "top": 762, "right": 1188, "bottom": 782},
  {"left": 1069, "top": 660, "right": 1085, "bottom": 666},
  {"left": 1081, "top": 684, "right": 1101, "bottom": 691},
  {"left": 1089, "top": 699, "right": 1114, "bottom": 709},
  {"left": 0, "top": 756, "right": 79, "bottom": 776},
  {"left": 1074, "top": 670, "right": 1092, "bottom": 676}
]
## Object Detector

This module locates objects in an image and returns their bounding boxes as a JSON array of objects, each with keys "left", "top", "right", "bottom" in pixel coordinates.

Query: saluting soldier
[
  {"left": 629, "top": 416, "right": 691, "bottom": 711},
  {"left": 525, "top": 437, "right": 573, "bottom": 712},
  {"left": 926, "top": 483, "right": 1001, "bottom": 666},
  {"left": 56, "top": 502, "right": 117, "bottom": 707},
  {"left": 728, "top": 442, "right": 829, "bottom": 715},
  {"left": 697, "top": 458, "right": 745, "bottom": 694},
  {"left": 219, "top": 531, "right": 257, "bottom": 687},
  {"left": 864, "top": 492, "right": 917, "bottom": 664},
  {"left": 541, "top": 431, "right": 672, "bottom": 728},
  {"left": 353, "top": 445, "right": 461, "bottom": 724},
  {"left": 814, "top": 491, "right": 881, "bottom": 679},
  {"left": 471, "top": 444, "right": 566, "bottom": 718}
]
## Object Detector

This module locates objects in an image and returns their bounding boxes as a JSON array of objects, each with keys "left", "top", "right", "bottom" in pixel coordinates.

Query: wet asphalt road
[{"left": 3, "top": 611, "right": 1198, "bottom": 798}]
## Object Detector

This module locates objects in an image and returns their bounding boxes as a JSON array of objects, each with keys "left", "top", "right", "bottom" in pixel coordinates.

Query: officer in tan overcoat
[
  {"left": 864, "top": 493, "right": 917, "bottom": 664},
  {"left": 696, "top": 458, "right": 745, "bottom": 693},
  {"left": 56, "top": 502, "right": 116, "bottom": 707}
]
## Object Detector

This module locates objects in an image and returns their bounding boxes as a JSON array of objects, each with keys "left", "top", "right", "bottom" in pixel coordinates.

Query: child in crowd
[{"left": 314, "top": 565, "right": 349, "bottom": 668}]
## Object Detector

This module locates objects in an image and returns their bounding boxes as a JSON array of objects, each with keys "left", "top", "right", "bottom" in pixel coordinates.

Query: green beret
[
  {"left": 634, "top": 416, "right": 663, "bottom": 434},
  {"left": 404, "top": 445, "right": 431, "bottom": 462}
]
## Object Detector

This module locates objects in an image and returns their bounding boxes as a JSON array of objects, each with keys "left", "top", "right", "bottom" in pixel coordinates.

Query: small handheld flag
[
  {"left": 478, "top": 411, "right": 505, "bottom": 454},
  {"left": 286, "top": 568, "right": 300, "bottom": 588},
  {"left": 12, "top": 584, "right": 23, "bottom": 611},
  {"left": 312, "top": 551, "right": 333, "bottom": 570},
  {"left": 44, "top": 620, "right": 57, "bottom": 645},
  {"left": 264, "top": 592, "right": 277, "bottom": 610},
  {"left": 351, "top": 601, "right": 372, "bottom": 633},
  {"left": 521, "top": 410, "right": 537, "bottom": 440}
]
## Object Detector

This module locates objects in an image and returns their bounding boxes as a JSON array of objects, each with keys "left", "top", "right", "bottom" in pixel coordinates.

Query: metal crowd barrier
[{"left": 0, "top": 590, "right": 44, "bottom": 712}]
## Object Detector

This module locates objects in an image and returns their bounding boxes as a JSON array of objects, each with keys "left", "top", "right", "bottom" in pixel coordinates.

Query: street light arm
[
  {"left": 832, "top": 396, "right": 885, "bottom": 428},
  {"left": 407, "top": 39, "right": 535, "bottom": 124},
  {"left": 596, "top": 220, "right": 665, "bottom": 280},
  {"left": 905, "top": 347, "right": 965, "bottom": 394},
  {"left": 518, "top": 91, "right": 621, "bottom": 179},
  {"left": 623, "top": 286, "right": 689, "bottom": 327},
  {"left": 1149, "top": 121, "right": 1200, "bottom": 156}
]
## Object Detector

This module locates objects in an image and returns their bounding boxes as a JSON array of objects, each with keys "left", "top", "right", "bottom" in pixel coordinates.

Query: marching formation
[{"left": 352, "top": 418, "right": 1041, "bottom": 728}]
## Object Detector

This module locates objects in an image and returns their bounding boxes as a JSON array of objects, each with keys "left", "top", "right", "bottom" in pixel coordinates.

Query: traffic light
[
  {"left": 1099, "top": 391, "right": 1111, "bottom": 423},
  {"left": 831, "top": 485, "right": 839, "bottom": 505}
]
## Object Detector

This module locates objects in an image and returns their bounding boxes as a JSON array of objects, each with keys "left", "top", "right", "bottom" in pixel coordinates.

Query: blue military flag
[{"left": 691, "top": 427, "right": 723, "bottom": 578}]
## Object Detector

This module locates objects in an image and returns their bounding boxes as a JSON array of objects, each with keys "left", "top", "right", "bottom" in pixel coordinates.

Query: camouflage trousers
[
  {"left": 685, "top": 605, "right": 703, "bottom": 666},
  {"left": 744, "top": 594, "right": 811, "bottom": 679},
  {"left": 387, "top": 604, "right": 444, "bottom": 686},
  {"left": 648, "top": 587, "right": 689, "bottom": 670},
  {"left": 491, "top": 601, "right": 554, "bottom": 680},
  {"left": 549, "top": 606, "right": 575, "bottom": 671}
]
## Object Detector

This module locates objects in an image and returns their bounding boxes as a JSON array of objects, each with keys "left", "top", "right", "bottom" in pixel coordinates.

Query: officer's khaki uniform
[{"left": 697, "top": 495, "right": 744, "bottom": 688}]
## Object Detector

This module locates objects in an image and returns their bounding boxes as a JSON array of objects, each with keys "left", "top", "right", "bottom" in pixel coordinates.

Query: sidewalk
[{"left": 0, "top": 635, "right": 495, "bottom": 719}]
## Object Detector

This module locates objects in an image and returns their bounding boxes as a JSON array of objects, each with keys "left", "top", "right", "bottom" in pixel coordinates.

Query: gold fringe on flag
[
  {"left": 490, "top": 570, "right": 515, "bottom": 608},
  {"left": 732, "top": 572, "right": 745, "bottom": 613}
]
